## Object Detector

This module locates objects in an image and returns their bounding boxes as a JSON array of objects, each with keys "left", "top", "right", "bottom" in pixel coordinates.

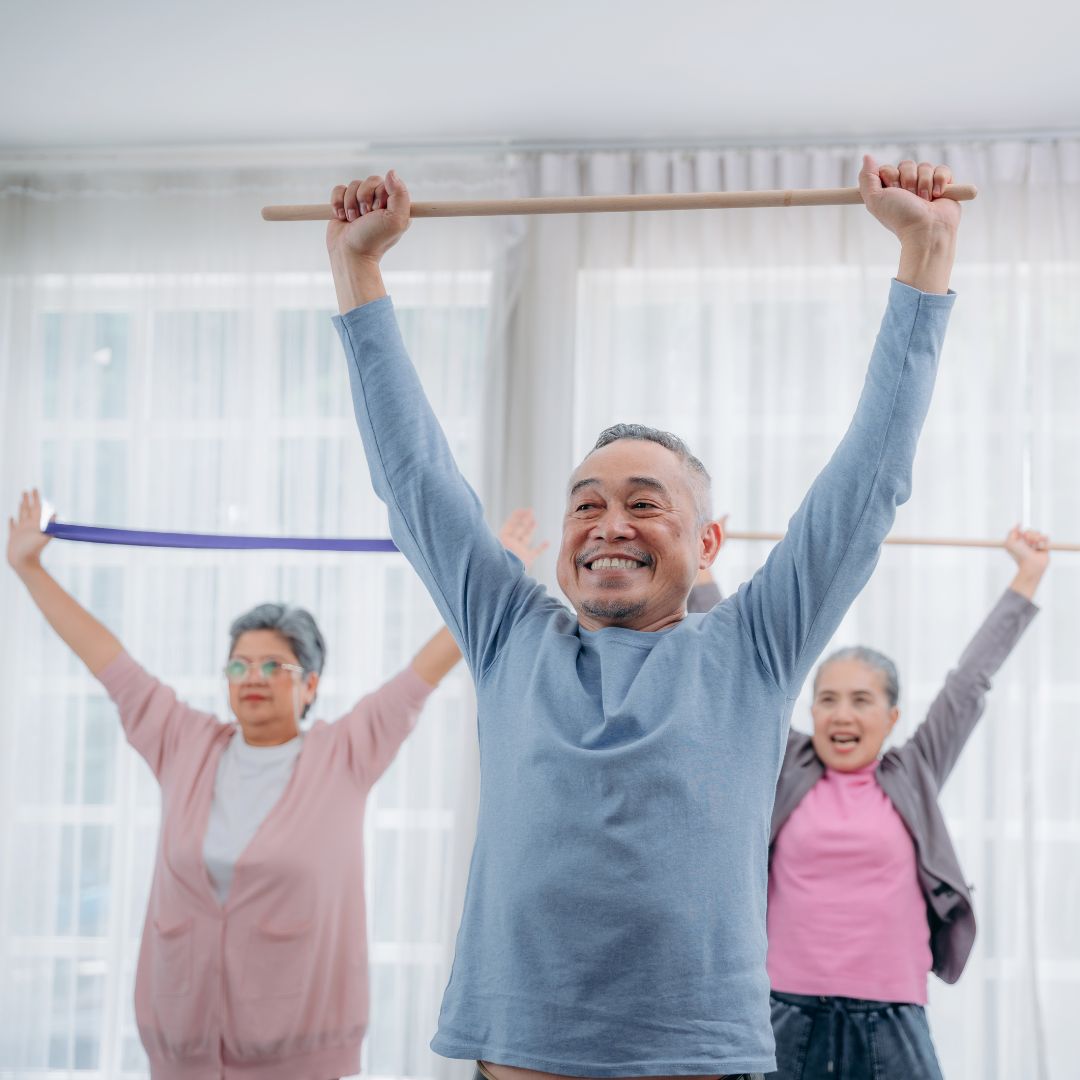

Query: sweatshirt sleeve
[
  {"left": 97, "top": 652, "right": 219, "bottom": 782},
  {"left": 338, "top": 665, "right": 436, "bottom": 787},
  {"left": 334, "top": 298, "right": 550, "bottom": 680},
  {"left": 903, "top": 587, "right": 1039, "bottom": 788},
  {"left": 730, "top": 281, "right": 955, "bottom": 696}
]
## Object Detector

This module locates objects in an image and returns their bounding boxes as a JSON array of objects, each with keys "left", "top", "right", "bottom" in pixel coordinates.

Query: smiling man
[
  {"left": 328, "top": 157, "right": 960, "bottom": 1080},
  {"left": 562, "top": 425, "right": 718, "bottom": 632}
]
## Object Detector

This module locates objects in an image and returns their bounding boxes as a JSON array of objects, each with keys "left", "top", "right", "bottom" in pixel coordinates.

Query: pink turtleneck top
[{"left": 766, "top": 761, "right": 933, "bottom": 1004}]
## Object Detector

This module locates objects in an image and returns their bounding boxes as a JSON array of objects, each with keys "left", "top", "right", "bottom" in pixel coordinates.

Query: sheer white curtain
[
  {"left": 0, "top": 156, "right": 518, "bottom": 1079},
  {"left": 503, "top": 139, "right": 1080, "bottom": 1079},
  {"left": 3, "top": 137, "right": 1079, "bottom": 1080}
]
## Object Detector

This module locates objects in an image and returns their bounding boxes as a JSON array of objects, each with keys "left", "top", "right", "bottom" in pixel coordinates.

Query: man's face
[{"left": 556, "top": 439, "right": 719, "bottom": 632}]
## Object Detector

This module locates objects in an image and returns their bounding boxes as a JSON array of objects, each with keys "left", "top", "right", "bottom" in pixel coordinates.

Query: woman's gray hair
[
  {"left": 813, "top": 646, "right": 900, "bottom": 707},
  {"left": 229, "top": 604, "right": 326, "bottom": 716},
  {"left": 589, "top": 423, "right": 713, "bottom": 523}
]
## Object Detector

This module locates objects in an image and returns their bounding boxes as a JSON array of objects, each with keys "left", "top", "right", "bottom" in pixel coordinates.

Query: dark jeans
[
  {"left": 766, "top": 992, "right": 944, "bottom": 1080},
  {"left": 474, "top": 1067, "right": 764, "bottom": 1080}
]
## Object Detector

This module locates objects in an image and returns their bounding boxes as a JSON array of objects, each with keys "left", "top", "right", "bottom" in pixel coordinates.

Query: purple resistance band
[{"left": 44, "top": 521, "right": 400, "bottom": 553}]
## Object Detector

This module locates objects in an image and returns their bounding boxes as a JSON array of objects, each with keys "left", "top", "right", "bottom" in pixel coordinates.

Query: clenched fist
[{"left": 326, "top": 170, "right": 412, "bottom": 264}]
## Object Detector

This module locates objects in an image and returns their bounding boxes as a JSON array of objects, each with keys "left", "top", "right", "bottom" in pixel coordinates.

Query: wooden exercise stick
[
  {"left": 261, "top": 184, "right": 978, "bottom": 222},
  {"left": 726, "top": 530, "right": 1077, "bottom": 553}
]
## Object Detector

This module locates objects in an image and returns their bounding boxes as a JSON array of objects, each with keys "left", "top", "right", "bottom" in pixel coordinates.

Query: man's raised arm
[
  {"left": 734, "top": 156, "right": 961, "bottom": 696},
  {"left": 328, "top": 172, "right": 541, "bottom": 675}
]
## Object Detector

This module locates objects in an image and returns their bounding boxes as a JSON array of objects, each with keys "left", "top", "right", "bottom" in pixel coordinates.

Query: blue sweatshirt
[{"left": 334, "top": 280, "right": 954, "bottom": 1076}]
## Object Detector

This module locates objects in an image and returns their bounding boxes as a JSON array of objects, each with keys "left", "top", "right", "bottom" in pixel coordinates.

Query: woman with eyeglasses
[{"left": 7, "top": 489, "right": 547, "bottom": 1080}]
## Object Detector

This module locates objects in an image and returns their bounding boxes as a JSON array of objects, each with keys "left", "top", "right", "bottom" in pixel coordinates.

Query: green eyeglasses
[{"left": 224, "top": 658, "right": 303, "bottom": 683}]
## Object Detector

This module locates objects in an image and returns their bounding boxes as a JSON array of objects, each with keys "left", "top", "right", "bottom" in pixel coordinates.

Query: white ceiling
[{"left": 2, "top": 0, "right": 1077, "bottom": 157}]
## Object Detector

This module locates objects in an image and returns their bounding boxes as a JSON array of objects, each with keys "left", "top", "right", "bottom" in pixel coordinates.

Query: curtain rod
[
  {"left": 358, "top": 127, "right": 1080, "bottom": 153},
  {"left": 0, "top": 129, "right": 1077, "bottom": 173}
]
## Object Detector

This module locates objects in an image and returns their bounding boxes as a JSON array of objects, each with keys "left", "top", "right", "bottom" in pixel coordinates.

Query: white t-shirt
[{"left": 202, "top": 729, "right": 303, "bottom": 904}]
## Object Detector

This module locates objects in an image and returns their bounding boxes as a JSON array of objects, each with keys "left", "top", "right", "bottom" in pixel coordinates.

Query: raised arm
[
  {"left": 327, "top": 173, "right": 550, "bottom": 678},
  {"left": 906, "top": 527, "right": 1047, "bottom": 786},
  {"left": 410, "top": 508, "right": 551, "bottom": 687},
  {"left": 8, "top": 489, "right": 216, "bottom": 777},
  {"left": 732, "top": 157, "right": 960, "bottom": 695},
  {"left": 7, "top": 489, "right": 122, "bottom": 675}
]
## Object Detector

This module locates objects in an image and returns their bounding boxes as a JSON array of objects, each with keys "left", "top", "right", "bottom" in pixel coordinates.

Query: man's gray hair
[
  {"left": 813, "top": 646, "right": 900, "bottom": 707},
  {"left": 229, "top": 603, "right": 327, "bottom": 715},
  {"left": 589, "top": 423, "right": 713, "bottom": 523}
]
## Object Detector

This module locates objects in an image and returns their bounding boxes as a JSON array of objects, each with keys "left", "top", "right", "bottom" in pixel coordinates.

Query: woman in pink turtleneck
[
  {"left": 692, "top": 526, "right": 1048, "bottom": 1080},
  {"left": 766, "top": 528, "right": 1047, "bottom": 1080}
]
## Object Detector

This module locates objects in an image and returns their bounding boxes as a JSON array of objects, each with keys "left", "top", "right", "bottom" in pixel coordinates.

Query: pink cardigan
[{"left": 99, "top": 651, "right": 434, "bottom": 1080}]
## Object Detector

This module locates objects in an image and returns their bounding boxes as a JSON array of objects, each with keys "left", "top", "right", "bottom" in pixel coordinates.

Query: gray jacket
[{"left": 690, "top": 583, "right": 1038, "bottom": 984}]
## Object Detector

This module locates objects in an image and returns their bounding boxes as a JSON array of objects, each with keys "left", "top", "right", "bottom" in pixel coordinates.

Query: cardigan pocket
[
  {"left": 150, "top": 916, "right": 194, "bottom": 996},
  {"left": 241, "top": 919, "right": 314, "bottom": 999}
]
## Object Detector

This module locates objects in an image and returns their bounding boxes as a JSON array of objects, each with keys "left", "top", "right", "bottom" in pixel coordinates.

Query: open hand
[
  {"left": 499, "top": 508, "right": 550, "bottom": 572},
  {"left": 325, "top": 170, "right": 411, "bottom": 262},
  {"left": 7, "top": 489, "right": 52, "bottom": 573},
  {"left": 859, "top": 155, "right": 962, "bottom": 242}
]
